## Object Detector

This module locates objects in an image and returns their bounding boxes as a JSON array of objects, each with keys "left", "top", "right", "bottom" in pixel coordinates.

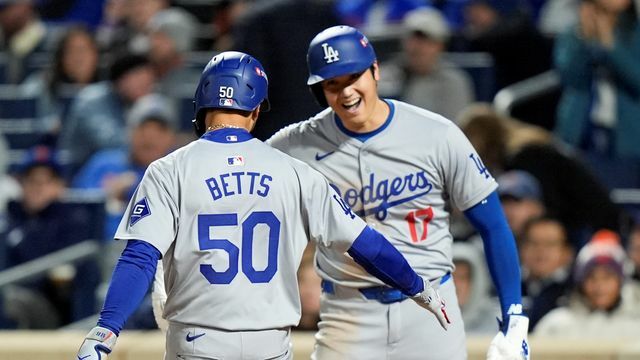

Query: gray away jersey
[
  {"left": 267, "top": 99, "right": 497, "bottom": 287},
  {"left": 114, "top": 131, "right": 365, "bottom": 331}
]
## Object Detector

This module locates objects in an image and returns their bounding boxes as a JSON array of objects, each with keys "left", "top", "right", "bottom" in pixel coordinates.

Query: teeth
[{"left": 344, "top": 99, "right": 359, "bottom": 107}]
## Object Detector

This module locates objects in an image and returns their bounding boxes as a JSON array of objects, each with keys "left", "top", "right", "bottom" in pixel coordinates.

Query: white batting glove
[
  {"left": 76, "top": 326, "right": 117, "bottom": 359},
  {"left": 411, "top": 277, "right": 451, "bottom": 330},
  {"left": 487, "top": 315, "right": 530, "bottom": 360}
]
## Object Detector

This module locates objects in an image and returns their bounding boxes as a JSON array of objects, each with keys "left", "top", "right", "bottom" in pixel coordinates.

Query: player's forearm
[
  {"left": 464, "top": 191, "right": 523, "bottom": 322},
  {"left": 97, "top": 240, "right": 161, "bottom": 335},
  {"left": 347, "top": 226, "right": 423, "bottom": 296}
]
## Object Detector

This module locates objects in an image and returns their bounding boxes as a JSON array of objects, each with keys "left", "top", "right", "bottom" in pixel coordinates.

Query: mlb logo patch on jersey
[
  {"left": 129, "top": 197, "right": 151, "bottom": 227},
  {"left": 227, "top": 156, "right": 244, "bottom": 166},
  {"left": 219, "top": 98, "right": 234, "bottom": 107},
  {"left": 226, "top": 135, "right": 238, "bottom": 142}
]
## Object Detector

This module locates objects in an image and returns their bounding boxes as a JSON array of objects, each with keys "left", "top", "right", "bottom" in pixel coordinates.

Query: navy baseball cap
[
  {"left": 18, "top": 145, "right": 63, "bottom": 177},
  {"left": 497, "top": 170, "right": 542, "bottom": 201}
]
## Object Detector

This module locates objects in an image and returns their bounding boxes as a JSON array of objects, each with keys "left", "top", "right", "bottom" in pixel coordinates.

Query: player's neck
[
  {"left": 206, "top": 123, "right": 245, "bottom": 132},
  {"left": 205, "top": 112, "right": 254, "bottom": 132}
]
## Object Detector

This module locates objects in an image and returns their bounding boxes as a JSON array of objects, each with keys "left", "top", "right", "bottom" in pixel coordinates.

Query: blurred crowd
[{"left": 0, "top": 0, "right": 639, "bottom": 337}]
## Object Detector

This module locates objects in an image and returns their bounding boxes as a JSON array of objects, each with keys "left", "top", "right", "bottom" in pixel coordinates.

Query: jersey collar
[
  {"left": 334, "top": 99, "right": 395, "bottom": 142},
  {"left": 200, "top": 128, "right": 253, "bottom": 143}
]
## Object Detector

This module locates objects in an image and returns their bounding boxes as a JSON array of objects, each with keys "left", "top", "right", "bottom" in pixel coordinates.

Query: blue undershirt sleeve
[
  {"left": 464, "top": 191, "right": 523, "bottom": 325},
  {"left": 97, "top": 240, "right": 161, "bottom": 335},
  {"left": 347, "top": 226, "right": 424, "bottom": 296}
]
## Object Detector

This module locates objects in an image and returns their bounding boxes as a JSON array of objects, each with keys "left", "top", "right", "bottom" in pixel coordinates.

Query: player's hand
[
  {"left": 76, "top": 326, "right": 118, "bottom": 359},
  {"left": 410, "top": 277, "right": 450, "bottom": 330},
  {"left": 487, "top": 315, "right": 530, "bottom": 360}
]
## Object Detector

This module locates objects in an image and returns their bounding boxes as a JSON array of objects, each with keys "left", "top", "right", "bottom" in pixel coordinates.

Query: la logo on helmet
[{"left": 322, "top": 43, "right": 340, "bottom": 63}]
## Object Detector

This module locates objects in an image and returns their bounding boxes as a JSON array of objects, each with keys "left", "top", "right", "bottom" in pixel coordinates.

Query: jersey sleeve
[
  {"left": 114, "top": 161, "right": 178, "bottom": 255},
  {"left": 440, "top": 124, "right": 497, "bottom": 211},
  {"left": 265, "top": 124, "right": 292, "bottom": 152},
  {"left": 297, "top": 164, "right": 366, "bottom": 252}
]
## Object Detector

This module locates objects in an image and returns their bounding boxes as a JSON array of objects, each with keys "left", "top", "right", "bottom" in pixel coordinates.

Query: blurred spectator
[
  {"left": 119, "top": 0, "right": 169, "bottom": 54},
  {"left": 334, "top": 0, "right": 428, "bottom": 31},
  {"left": 630, "top": 224, "right": 640, "bottom": 282},
  {"left": 534, "top": 230, "right": 640, "bottom": 338},
  {"left": 537, "top": 0, "right": 580, "bottom": 36},
  {"left": 95, "top": 0, "right": 127, "bottom": 53},
  {"left": 379, "top": 7, "right": 474, "bottom": 120},
  {"left": 553, "top": 0, "right": 640, "bottom": 189},
  {"left": 0, "top": 0, "right": 54, "bottom": 84},
  {"left": 458, "top": 103, "right": 552, "bottom": 174},
  {"left": 629, "top": 223, "right": 640, "bottom": 303},
  {"left": 296, "top": 243, "right": 321, "bottom": 331},
  {"left": 146, "top": 8, "right": 201, "bottom": 129},
  {"left": 209, "top": 0, "right": 249, "bottom": 52},
  {"left": 459, "top": 0, "right": 553, "bottom": 89},
  {"left": 72, "top": 93, "right": 177, "bottom": 239},
  {"left": 452, "top": 241, "right": 500, "bottom": 334},
  {"left": 520, "top": 216, "right": 574, "bottom": 331},
  {"left": 0, "top": 146, "right": 100, "bottom": 328},
  {"left": 497, "top": 170, "right": 546, "bottom": 240},
  {"left": 22, "top": 25, "right": 101, "bottom": 141},
  {"left": 96, "top": 0, "right": 193, "bottom": 56},
  {"left": 0, "top": 133, "right": 21, "bottom": 229},
  {"left": 232, "top": 0, "right": 342, "bottom": 140},
  {"left": 58, "top": 53, "right": 156, "bottom": 178},
  {"left": 459, "top": 104, "right": 624, "bottom": 245}
]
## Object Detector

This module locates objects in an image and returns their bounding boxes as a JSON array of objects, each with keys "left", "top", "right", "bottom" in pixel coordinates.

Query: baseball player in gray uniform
[
  {"left": 266, "top": 26, "right": 530, "bottom": 360},
  {"left": 75, "top": 51, "right": 449, "bottom": 360}
]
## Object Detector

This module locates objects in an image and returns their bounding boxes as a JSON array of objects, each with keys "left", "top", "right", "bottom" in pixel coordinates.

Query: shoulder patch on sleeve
[{"left": 129, "top": 197, "right": 151, "bottom": 227}]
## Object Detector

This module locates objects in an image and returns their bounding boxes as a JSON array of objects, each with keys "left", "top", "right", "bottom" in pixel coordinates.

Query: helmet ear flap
[{"left": 309, "top": 84, "right": 328, "bottom": 108}]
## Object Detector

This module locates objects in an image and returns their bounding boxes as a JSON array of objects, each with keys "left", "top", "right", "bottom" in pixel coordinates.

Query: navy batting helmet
[
  {"left": 192, "top": 51, "right": 270, "bottom": 136},
  {"left": 306, "top": 26, "right": 376, "bottom": 107}
]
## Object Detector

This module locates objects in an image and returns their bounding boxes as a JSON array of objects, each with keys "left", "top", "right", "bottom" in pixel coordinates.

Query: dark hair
[
  {"left": 521, "top": 216, "right": 571, "bottom": 248},
  {"left": 109, "top": 53, "right": 150, "bottom": 82},
  {"left": 459, "top": 112, "right": 508, "bottom": 174},
  {"left": 48, "top": 25, "right": 99, "bottom": 95}
]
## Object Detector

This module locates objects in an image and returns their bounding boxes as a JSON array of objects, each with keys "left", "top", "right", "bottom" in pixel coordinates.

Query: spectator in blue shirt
[{"left": 72, "top": 94, "right": 177, "bottom": 239}]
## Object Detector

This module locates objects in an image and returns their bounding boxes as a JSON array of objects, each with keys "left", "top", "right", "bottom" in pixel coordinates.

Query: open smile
[{"left": 342, "top": 98, "right": 362, "bottom": 112}]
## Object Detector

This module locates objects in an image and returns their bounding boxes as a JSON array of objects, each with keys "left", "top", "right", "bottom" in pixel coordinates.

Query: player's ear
[
  {"left": 248, "top": 107, "right": 260, "bottom": 131},
  {"left": 372, "top": 61, "right": 380, "bottom": 81}
]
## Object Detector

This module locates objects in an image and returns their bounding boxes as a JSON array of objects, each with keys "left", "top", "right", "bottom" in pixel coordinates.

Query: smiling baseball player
[
  {"left": 75, "top": 51, "right": 449, "bottom": 360},
  {"left": 266, "top": 26, "right": 530, "bottom": 360}
]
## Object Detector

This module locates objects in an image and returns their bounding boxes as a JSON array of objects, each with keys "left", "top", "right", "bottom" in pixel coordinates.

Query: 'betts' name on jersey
[{"left": 205, "top": 171, "right": 272, "bottom": 200}]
